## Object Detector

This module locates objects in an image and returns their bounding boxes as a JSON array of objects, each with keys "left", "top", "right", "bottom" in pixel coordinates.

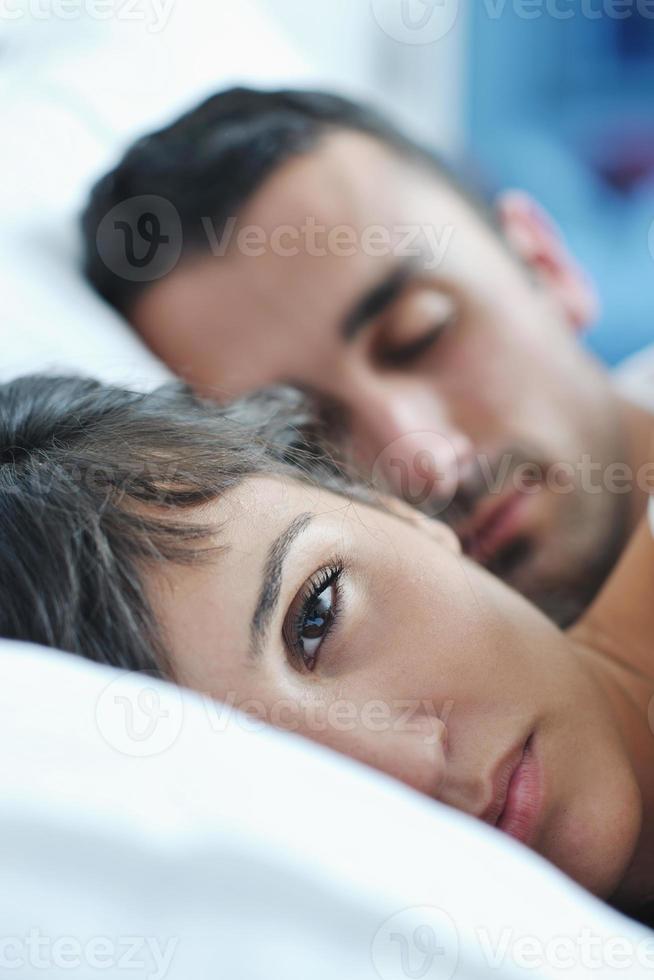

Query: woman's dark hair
[
  {"left": 0, "top": 374, "right": 348, "bottom": 676},
  {"left": 81, "top": 86, "right": 485, "bottom": 315}
]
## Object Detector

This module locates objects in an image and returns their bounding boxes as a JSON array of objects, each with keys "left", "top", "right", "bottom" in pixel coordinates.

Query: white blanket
[{"left": 1, "top": 640, "right": 650, "bottom": 979}]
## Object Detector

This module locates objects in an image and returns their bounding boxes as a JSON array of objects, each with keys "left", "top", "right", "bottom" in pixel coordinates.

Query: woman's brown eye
[
  {"left": 284, "top": 564, "right": 343, "bottom": 672},
  {"left": 297, "top": 584, "right": 335, "bottom": 667}
]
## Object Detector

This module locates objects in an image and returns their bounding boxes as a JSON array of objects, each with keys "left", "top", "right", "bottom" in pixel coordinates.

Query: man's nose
[{"left": 348, "top": 385, "right": 475, "bottom": 508}]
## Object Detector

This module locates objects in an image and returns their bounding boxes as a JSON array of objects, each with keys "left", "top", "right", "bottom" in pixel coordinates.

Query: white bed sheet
[{"left": 1, "top": 639, "right": 650, "bottom": 980}]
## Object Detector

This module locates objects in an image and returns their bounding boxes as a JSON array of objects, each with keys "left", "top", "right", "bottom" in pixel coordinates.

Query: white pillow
[
  {"left": 0, "top": 638, "right": 650, "bottom": 979},
  {"left": 0, "top": 0, "right": 313, "bottom": 387}
]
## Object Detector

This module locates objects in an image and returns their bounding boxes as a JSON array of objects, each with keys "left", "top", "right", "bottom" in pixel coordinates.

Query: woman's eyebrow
[{"left": 249, "top": 512, "right": 314, "bottom": 659}]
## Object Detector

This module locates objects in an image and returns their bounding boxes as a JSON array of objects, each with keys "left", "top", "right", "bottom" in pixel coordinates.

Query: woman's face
[{"left": 151, "top": 475, "right": 640, "bottom": 898}]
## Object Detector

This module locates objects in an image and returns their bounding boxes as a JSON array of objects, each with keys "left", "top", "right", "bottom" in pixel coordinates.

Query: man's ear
[{"left": 495, "top": 189, "right": 599, "bottom": 333}]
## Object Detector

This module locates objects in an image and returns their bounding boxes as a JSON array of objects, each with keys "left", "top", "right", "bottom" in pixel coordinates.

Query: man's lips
[
  {"left": 480, "top": 733, "right": 543, "bottom": 846},
  {"left": 458, "top": 489, "right": 533, "bottom": 564}
]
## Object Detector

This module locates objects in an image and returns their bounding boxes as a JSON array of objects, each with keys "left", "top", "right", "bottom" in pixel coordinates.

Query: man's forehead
[
  {"left": 240, "top": 129, "right": 446, "bottom": 230},
  {"left": 131, "top": 129, "right": 486, "bottom": 393}
]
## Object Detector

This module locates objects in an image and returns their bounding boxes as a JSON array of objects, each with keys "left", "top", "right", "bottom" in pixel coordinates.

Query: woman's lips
[
  {"left": 481, "top": 734, "right": 543, "bottom": 846},
  {"left": 496, "top": 734, "right": 543, "bottom": 845}
]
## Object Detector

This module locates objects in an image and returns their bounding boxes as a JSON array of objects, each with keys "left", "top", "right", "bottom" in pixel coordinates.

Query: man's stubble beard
[{"left": 429, "top": 441, "right": 632, "bottom": 628}]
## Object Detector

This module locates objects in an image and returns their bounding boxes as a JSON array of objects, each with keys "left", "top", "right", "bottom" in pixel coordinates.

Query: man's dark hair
[
  {"left": 0, "top": 374, "right": 346, "bottom": 676},
  {"left": 81, "top": 86, "right": 481, "bottom": 315}
]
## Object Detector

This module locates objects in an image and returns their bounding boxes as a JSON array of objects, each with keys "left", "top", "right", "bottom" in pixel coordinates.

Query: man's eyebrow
[
  {"left": 342, "top": 263, "right": 414, "bottom": 341},
  {"left": 249, "top": 512, "right": 314, "bottom": 659}
]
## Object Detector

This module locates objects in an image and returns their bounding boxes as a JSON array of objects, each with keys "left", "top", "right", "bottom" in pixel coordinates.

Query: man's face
[{"left": 132, "top": 131, "right": 626, "bottom": 622}]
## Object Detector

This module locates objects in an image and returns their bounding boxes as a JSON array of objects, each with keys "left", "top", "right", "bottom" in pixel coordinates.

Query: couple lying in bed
[
  {"left": 3, "top": 88, "right": 654, "bottom": 920},
  {"left": 2, "top": 373, "right": 653, "bottom": 925}
]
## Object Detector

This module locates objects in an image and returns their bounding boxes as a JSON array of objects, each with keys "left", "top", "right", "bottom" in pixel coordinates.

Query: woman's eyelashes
[{"left": 282, "top": 561, "right": 344, "bottom": 672}]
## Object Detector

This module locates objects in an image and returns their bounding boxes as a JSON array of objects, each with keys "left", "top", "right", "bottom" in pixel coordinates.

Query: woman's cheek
[{"left": 300, "top": 698, "right": 448, "bottom": 798}]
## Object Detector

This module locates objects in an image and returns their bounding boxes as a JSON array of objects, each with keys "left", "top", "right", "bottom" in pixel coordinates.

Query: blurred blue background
[{"left": 467, "top": 6, "right": 654, "bottom": 364}]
